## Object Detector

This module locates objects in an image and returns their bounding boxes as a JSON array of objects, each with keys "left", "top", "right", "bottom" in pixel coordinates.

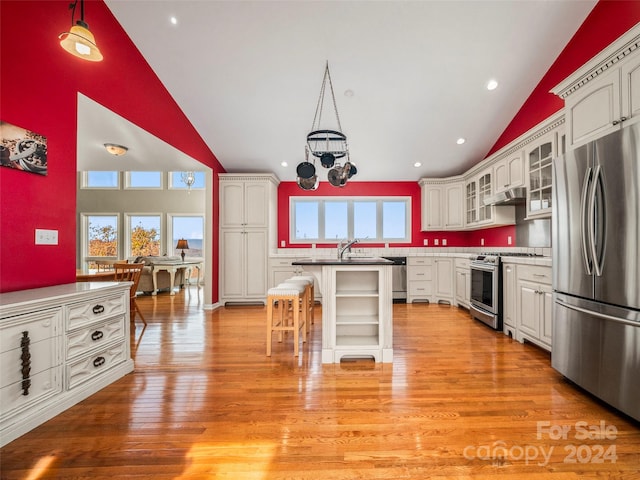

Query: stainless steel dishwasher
[{"left": 382, "top": 256, "right": 407, "bottom": 303}]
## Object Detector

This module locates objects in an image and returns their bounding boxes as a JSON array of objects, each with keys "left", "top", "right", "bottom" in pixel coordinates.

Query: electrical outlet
[
  {"left": 423, "top": 239, "right": 428, "bottom": 246},
  {"left": 35, "top": 229, "right": 58, "bottom": 245},
  {"left": 507, "top": 236, "right": 512, "bottom": 245},
  {"left": 481, "top": 238, "right": 485, "bottom": 246},
  {"left": 280, "top": 240, "right": 285, "bottom": 247},
  {"left": 434, "top": 239, "right": 439, "bottom": 246},
  {"left": 442, "top": 239, "right": 447, "bottom": 246}
]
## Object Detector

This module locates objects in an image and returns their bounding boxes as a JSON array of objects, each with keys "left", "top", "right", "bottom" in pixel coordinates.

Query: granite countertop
[{"left": 292, "top": 257, "right": 393, "bottom": 266}]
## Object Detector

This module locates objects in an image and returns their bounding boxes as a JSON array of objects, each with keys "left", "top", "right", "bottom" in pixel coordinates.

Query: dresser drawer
[
  {"left": 408, "top": 267, "right": 433, "bottom": 281},
  {"left": 0, "top": 366, "right": 62, "bottom": 421},
  {"left": 66, "top": 316, "right": 126, "bottom": 360},
  {"left": 66, "top": 341, "right": 127, "bottom": 390},
  {"left": 0, "top": 335, "right": 59, "bottom": 388},
  {"left": 65, "top": 294, "right": 127, "bottom": 331},
  {"left": 0, "top": 308, "right": 61, "bottom": 354}
]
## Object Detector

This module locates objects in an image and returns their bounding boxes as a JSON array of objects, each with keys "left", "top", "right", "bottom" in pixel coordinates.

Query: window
[
  {"left": 82, "top": 214, "right": 118, "bottom": 269},
  {"left": 126, "top": 171, "right": 162, "bottom": 189},
  {"left": 290, "top": 197, "right": 411, "bottom": 243},
  {"left": 170, "top": 215, "right": 204, "bottom": 259},
  {"left": 83, "top": 171, "right": 119, "bottom": 188},
  {"left": 127, "top": 215, "right": 161, "bottom": 257},
  {"left": 169, "top": 171, "right": 206, "bottom": 190}
]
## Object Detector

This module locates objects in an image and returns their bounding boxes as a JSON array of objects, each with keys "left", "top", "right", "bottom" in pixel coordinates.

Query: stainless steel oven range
[
  {"left": 469, "top": 252, "right": 544, "bottom": 330},
  {"left": 469, "top": 254, "right": 502, "bottom": 330}
]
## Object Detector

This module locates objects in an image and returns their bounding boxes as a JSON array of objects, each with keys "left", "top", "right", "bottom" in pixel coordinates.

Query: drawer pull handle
[
  {"left": 21, "top": 331, "right": 31, "bottom": 396},
  {"left": 533, "top": 274, "right": 547, "bottom": 278},
  {"left": 93, "top": 356, "right": 106, "bottom": 368},
  {"left": 416, "top": 273, "right": 425, "bottom": 276},
  {"left": 92, "top": 304, "right": 105, "bottom": 314},
  {"left": 91, "top": 330, "right": 104, "bottom": 341}
]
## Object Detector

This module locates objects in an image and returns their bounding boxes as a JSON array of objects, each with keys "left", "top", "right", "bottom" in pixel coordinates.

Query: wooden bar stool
[
  {"left": 266, "top": 283, "right": 307, "bottom": 357},
  {"left": 284, "top": 276, "right": 315, "bottom": 331}
]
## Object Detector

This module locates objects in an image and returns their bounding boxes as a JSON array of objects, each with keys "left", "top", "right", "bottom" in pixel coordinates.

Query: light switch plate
[{"left": 35, "top": 229, "right": 58, "bottom": 245}]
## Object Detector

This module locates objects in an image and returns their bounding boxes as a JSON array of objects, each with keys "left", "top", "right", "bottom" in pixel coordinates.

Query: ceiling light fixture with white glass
[
  {"left": 486, "top": 79, "right": 499, "bottom": 91},
  {"left": 104, "top": 143, "right": 128, "bottom": 156},
  {"left": 59, "top": 0, "right": 103, "bottom": 62},
  {"left": 456, "top": 138, "right": 466, "bottom": 145},
  {"left": 297, "top": 62, "right": 357, "bottom": 190}
]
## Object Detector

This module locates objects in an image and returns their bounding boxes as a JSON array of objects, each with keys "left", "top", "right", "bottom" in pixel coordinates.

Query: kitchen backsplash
[{"left": 275, "top": 246, "right": 552, "bottom": 257}]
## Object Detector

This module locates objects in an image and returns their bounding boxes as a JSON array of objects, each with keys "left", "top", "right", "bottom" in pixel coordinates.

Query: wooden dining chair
[{"left": 114, "top": 262, "right": 146, "bottom": 325}]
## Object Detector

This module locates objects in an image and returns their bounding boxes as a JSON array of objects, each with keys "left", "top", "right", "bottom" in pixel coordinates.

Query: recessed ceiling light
[
  {"left": 456, "top": 138, "right": 466, "bottom": 145},
  {"left": 344, "top": 89, "right": 354, "bottom": 97},
  {"left": 170, "top": 16, "right": 178, "bottom": 25},
  {"left": 487, "top": 79, "right": 498, "bottom": 91},
  {"left": 281, "top": 161, "right": 288, "bottom": 167},
  {"left": 414, "top": 162, "right": 422, "bottom": 168}
]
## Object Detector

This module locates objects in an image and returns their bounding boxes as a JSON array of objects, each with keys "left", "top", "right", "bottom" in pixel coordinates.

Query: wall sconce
[
  {"left": 59, "top": 0, "right": 103, "bottom": 62},
  {"left": 104, "top": 143, "right": 128, "bottom": 156}
]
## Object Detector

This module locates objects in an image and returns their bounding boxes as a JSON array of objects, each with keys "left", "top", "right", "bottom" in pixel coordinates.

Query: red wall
[{"left": 0, "top": 0, "right": 224, "bottom": 294}]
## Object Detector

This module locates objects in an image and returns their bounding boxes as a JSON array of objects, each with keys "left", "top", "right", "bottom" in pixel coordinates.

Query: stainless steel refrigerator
[{"left": 552, "top": 122, "right": 640, "bottom": 422}]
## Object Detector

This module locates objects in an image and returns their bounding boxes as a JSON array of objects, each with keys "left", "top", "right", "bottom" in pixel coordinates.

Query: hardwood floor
[{"left": 1, "top": 288, "right": 639, "bottom": 479}]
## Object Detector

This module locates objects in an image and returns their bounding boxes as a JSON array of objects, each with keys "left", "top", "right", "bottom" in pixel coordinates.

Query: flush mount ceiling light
[
  {"left": 59, "top": 0, "right": 103, "bottom": 62},
  {"left": 297, "top": 62, "right": 356, "bottom": 190},
  {"left": 456, "top": 138, "right": 466, "bottom": 145},
  {"left": 486, "top": 79, "right": 499, "bottom": 91},
  {"left": 104, "top": 143, "right": 127, "bottom": 156}
]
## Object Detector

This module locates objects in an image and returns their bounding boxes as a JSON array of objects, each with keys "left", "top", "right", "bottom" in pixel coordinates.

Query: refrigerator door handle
[
  {"left": 580, "top": 167, "right": 593, "bottom": 275},
  {"left": 556, "top": 298, "right": 640, "bottom": 328},
  {"left": 588, "top": 165, "right": 603, "bottom": 277}
]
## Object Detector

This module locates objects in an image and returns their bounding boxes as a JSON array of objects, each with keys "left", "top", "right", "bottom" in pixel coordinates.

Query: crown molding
[{"left": 551, "top": 22, "right": 640, "bottom": 99}]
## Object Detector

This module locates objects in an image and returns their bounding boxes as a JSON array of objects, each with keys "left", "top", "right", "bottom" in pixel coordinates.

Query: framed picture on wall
[{"left": 0, "top": 120, "right": 48, "bottom": 176}]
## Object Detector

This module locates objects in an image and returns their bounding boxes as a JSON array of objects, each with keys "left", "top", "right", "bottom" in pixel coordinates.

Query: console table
[{"left": 151, "top": 261, "right": 202, "bottom": 296}]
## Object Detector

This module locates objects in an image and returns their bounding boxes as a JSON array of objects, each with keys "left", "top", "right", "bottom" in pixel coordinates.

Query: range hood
[{"left": 483, "top": 187, "right": 526, "bottom": 206}]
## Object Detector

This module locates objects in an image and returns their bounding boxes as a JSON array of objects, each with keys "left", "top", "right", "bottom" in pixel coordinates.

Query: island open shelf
[{"left": 292, "top": 258, "right": 393, "bottom": 363}]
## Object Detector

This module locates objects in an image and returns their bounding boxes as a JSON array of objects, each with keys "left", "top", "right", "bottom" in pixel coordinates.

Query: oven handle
[{"left": 470, "top": 263, "right": 498, "bottom": 272}]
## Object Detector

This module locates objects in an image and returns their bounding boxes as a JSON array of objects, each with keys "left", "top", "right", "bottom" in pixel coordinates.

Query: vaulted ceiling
[{"left": 89, "top": 0, "right": 597, "bottom": 181}]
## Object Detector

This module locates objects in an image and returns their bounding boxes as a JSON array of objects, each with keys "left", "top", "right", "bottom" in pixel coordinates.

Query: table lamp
[{"left": 176, "top": 239, "right": 189, "bottom": 262}]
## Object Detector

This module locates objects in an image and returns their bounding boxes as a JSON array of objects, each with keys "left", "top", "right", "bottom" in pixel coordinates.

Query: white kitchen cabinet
[
  {"left": 219, "top": 174, "right": 278, "bottom": 305},
  {"left": 0, "top": 283, "right": 133, "bottom": 447},
  {"left": 407, "top": 257, "right": 453, "bottom": 304},
  {"left": 220, "top": 229, "right": 267, "bottom": 302},
  {"left": 220, "top": 175, "right": 275, "bottom": 229},
  {"left": 464, "top": 173, "right": 515, "bottom": 230},
  {"left": 454, "top": 257, "right": 470, "bottom": 308},
  {"left": 502, "top": 263, "right": 517, "bottom": 338},
  {"left": 419, "top": 178, "right": 464, "bottom": 231},
  {"left": 552, "top": 24, "right": 640, "bottom": 148},
  {"left": 525, "top": 132, "right": 556, "bottom": 219},
  {"left": 407, "top": 257, "right": 433, "bottom": 303},
  {"left": 493, "top": 151, "right": 524, "bottom": 194},
  {"left": 516, "top": 265, "right": 552, "bottom": 351}
]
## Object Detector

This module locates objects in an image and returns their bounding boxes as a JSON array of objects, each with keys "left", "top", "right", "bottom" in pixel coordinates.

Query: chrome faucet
[{"left": 338, "top": 238, "right": 359, "bottom": 260}]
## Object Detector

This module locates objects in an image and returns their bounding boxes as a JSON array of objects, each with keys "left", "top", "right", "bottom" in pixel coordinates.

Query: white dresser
[{"left": 0, "top": 282, "right": 134, "bottom": 446}]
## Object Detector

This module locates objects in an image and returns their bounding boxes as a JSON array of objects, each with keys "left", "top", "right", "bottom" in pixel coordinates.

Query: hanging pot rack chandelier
[{"left": 297, "top": 62, "right": 357, "bottom": 190}]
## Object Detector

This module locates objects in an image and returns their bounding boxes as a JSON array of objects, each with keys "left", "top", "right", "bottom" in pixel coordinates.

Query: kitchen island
[{"left": 292, "top": 257, "right": 393, "bottom": 363}]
